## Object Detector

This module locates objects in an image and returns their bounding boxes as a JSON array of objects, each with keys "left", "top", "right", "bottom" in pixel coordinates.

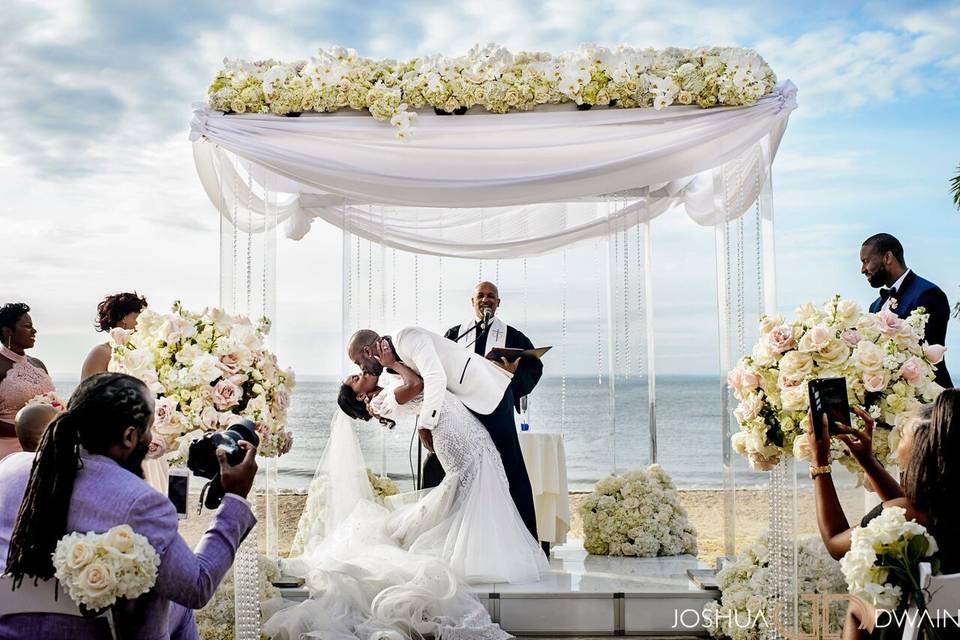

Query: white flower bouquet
[
  {"left": 196, "top": 555, "right": 281, "bottom": 640},
  {"left": 52, "top": 524, "right": 160, "bottom": 613},
  {"left": 25, "top": 391, "right": 66, "bottom": 412},
  {"left": 702, "top": 534, "right": 846, "bottom": 640},
  {"left": 207, "top": 43, "right": 778, "bottom": 138},
  {"left": 728, "top": 296, "right": 944, "bottom": 474},
  {"left": 109, "top": 302, "right": 296, "bottom": 462},
  {"left": 840, "top": 506, "right": 940, "bottom": 615},
  {"left": 580, "top": 464, "right": 697, "bottom": 557}
]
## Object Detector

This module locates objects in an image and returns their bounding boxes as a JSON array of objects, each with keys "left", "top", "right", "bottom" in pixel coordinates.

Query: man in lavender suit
[{"left": 0, "top": 373, "right": 258, "bottom": 640}]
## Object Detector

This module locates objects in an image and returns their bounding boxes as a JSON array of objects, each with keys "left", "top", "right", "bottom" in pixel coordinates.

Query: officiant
[{"left": 419, "top": 282, "right": 544, "bottom": 490}]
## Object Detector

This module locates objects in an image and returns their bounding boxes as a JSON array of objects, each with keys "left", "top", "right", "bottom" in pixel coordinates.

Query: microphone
[{"left": 481, "top": 307, "right": 494, "bottom": 331}]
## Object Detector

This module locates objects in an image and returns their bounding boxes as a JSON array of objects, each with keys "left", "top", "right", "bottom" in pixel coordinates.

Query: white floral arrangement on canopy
[
  {"left": 109, "top": 302, "right": 295, "bottom": 462},
  {"left": 580, "top": 465, "right": 697, "bottom": 557},
  {"left": 702, "top": 534, "right": 846, "bottom": 640},
  {"left": 728, "top": 296, "right": 944, "bottom": 475},
  {"left": 207, "top": 43, "right": 777, "bottom": 138}
]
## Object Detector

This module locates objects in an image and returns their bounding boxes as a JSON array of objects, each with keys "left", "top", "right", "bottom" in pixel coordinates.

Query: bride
[{"left": 264, "top": 349, "right": 548, "bottom": 640}]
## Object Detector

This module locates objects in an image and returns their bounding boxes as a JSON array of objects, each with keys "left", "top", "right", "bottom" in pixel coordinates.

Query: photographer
[
  {"left": 0, "top": 373, "right": 258, "bottom": 640},
  {"left": 807, "top": 390, "right": 959, "bottom": 639}
]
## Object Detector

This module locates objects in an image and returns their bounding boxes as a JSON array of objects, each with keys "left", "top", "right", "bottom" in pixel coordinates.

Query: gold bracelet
[{"left": 809, "top": 464, "right": 832, "bottom": 479}]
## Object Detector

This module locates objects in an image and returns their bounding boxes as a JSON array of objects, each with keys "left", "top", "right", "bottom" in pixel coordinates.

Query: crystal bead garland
[
  {"left": 560, "top": 248, "right": 567, "bottom": 434},
  {"left": 594, "top": 238, "right": 603, "bottom": 385},
  {"left": 233, "top": 529, "right": 261, "bottom": 639},
  {"left": 766, "top": 458, "right": 796, "bottom": 640}
]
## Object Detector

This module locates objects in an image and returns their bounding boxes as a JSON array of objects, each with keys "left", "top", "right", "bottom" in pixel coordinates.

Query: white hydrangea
[{"left": 581, "top": 465, "right": 697, "bottom": 557}]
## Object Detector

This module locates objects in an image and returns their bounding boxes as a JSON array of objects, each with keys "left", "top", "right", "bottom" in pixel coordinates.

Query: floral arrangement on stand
[
  {"left": 109, "top": 302, "right": 295, "bottom": 463},
  {"left": 207, "top": 43, "right": 777, "bottom": 138},
  {"left": 702, "top": 534, "right": 846, "bottom": 640},
  {"left": 53, "top": 524, "right": 160, "bottom": 613},
  {"left": 367, "top": 468, "right": 399, "bottom": 504},
  {"left": 728, "top": 296, "right": 945, "bottom": 475},
  {"left": 841, "top": 506, "right": 940, "bottom": 631},
  {"left": 25, "top": 391, "right": 66, "bottom": 412},
  {"left": 196, "top": 555, "right": 282, "bottom": 640},
  {"left": 580, "top": 464, "right": 697, "bottom": 557}
]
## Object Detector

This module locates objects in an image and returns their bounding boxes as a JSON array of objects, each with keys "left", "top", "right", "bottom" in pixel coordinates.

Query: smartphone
[
  {"left": 168, "top": 468, "right": 190, "bottom": 520},
  {"left": 807, "top": 378, "right": 851, "bottom": 439}
]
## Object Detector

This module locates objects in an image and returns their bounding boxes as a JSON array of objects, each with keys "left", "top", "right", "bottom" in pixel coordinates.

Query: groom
[{"left": 348, "top": 327, "right": 539, "bottom": 541}]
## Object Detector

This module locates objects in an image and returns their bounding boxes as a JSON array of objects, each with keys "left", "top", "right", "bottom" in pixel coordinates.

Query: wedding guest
[
  {"left": 13, "top": 403, "right": 58, "bottom": 453},
  {"left": 806, "top": 390, "right": 959, "bottom": 639},
  {"left": 0, "top": 303, "right": 54, "bottom": 461},
  {"left": 433, "top": 281, "right": 543, "bottom": 488},
  {"left": 861, "top": 233, "right": 952, "bottom": 387},
  {"left": 0, "top": 372, "right": 258, "bottom": 639},
  {"left": 80, "top": 291, "right": 148, "bottom": 379},
  {"left": 78, "top": 291, "right": 171, "bottom": 492}
]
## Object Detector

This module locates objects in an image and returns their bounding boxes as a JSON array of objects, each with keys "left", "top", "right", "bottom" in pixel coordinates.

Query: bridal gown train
[{"left": 264, "top": 390, "right": 549, "bottom": 640}]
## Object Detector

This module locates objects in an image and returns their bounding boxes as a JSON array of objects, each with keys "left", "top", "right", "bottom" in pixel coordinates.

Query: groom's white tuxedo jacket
[{"left": 391, "top": 326, "right": 512, "bottom": 429}]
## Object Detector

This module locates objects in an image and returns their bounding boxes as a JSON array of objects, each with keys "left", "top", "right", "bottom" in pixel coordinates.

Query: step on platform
[{"left": 278, "top": 540, "right": 718, "bottom": 636}]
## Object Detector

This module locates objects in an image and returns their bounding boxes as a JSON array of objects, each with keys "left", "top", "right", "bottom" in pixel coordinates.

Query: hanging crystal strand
[
  {"left": 622, "top": 221, "right": 631, "bottom": 380},
  {"left": 245, "top": 170, "right": 253, "bottom": 315},
  {"left": 262, "top": 175, "right": 279, "bottom": 561},
  {"left": 522, "top": 257, "right": 528, "bottom": 332},
  {"left": 391, "top": 248, "right": 397, "bottom": 319},
  {"left": 594, "top": 238, "right": 603, "bottom": 386},
  {"left": 354, "top": 234, "right": 361, "bottom": 331},
  {"left": 604, "top": 205, "right": 618, "bottom": 475},
  {"left": 232, "top": 164, "right": 240, "bottom": 312},
  {"left": 367, "top": 206, "right": 374, "bottom": 329},
  {"left": 560, "top": 248, "right": 567, "bottom": 434},
  {"left": 478, "top": 209, "right": 485, "bottom": 283},
  {"left": 438, "top": 256, "right": 444, "bottom": 327},
  {"left": 234, "top": 163, "right": 260, "bottom": 640},
  {"left": 495, "top": 259, "right": 500, "bottom": 284}
]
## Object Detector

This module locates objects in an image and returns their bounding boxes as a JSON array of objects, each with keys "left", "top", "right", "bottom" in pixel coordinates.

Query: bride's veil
[{"left": 289, "top": 410, "right": 374, "bottom": 557}]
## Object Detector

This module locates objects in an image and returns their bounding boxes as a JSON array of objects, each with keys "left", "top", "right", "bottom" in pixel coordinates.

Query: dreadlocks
[{"left": 5, "top": 372, "right": 153, "bottom": 585}]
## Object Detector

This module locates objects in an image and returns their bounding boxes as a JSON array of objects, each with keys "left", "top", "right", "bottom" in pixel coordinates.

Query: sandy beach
[{"left": 179, "top": 486, "right": 870, "bottom": 567}]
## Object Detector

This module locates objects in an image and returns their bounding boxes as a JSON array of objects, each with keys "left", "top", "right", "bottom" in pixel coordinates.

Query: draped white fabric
[{"left": 191, "top": 81, "right": 795, "bottom": 258}]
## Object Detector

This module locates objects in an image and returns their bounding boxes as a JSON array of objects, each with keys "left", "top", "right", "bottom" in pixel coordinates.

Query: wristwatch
[{"left": 809, "top": 463, "right": 832, "bottom": 479}]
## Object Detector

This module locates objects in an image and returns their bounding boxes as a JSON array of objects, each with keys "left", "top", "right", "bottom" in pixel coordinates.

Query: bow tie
[{"left": 879, "top": 287, "right": 898, "bottom": 302}]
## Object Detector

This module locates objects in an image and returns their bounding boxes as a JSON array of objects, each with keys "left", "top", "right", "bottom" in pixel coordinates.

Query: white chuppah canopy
[
  {"left": 190, "top": 81, "right": 796, "bottom": 257},
  {"left": 190, "top": 79, "right": 799, "bottom": 640}
]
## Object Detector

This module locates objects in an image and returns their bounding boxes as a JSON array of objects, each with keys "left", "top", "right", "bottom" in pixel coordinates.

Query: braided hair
[{"left": 5, "top": 372, "right": 153, "bottom": 584}]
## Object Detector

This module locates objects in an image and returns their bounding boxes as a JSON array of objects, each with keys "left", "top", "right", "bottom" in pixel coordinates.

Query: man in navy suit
[{"left": 860, "top": 233, "right": 952, "bottom": 388}]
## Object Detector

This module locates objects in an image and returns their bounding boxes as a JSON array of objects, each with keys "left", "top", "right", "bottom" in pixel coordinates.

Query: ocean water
[{"left": 54, "top": 375, "right": 772, "bottom": 491}]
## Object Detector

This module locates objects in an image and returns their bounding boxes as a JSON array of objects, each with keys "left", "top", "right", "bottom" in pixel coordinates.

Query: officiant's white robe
[{"left": 391, "top": 326, "right": 512, "bottom": 429}]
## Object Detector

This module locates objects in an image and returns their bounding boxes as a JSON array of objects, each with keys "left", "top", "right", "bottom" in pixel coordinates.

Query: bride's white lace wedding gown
[{"left": 264, "top": 389, "right": 548, "bottom": 640}]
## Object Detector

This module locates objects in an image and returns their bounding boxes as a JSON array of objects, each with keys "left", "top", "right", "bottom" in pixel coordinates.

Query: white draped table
[{"left": 518, "top": 432, "right": 571, "bottom": 545}]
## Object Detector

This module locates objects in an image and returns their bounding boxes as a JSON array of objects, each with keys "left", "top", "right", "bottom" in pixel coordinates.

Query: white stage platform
[{"left": 278, "top": 540, "right": 718, "bottom": 636}]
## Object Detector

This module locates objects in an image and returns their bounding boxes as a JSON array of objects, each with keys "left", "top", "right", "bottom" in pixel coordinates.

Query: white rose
[
  {"left": 78, "top": 560, "right": 117, "bottom": 604},
  {"left": 154, "top": 397, "right": 179, "bottom": 426},
  {"left": 120, "top": 348, "right": 155, "bottom": 378},
  {"left": 792, "top": 434, "right": 813, "bottom": 461},
  {"left": 191, "top": 354, "right": 223, "bottom": 384},
  {"left": 850, "top": 340, "right": 885, "bottom": 373},
  {"left": 108, "top": 328, "right": 133, "bottom": 346},
  {"left": 816, "top": 338, "right": 850, "bottom": 366},
  {"left": 778, "top": 351, "right": 814, "bottom": 383},
  {"left": 781, "top": 384, "right": 808, "bottom": 412},
  {"left": 759, "top": 314, "right": 784, "bottom": 335},
  {"left": 863, "top": 371, "right": 889, "bottom": 393},
  {"left": 65, "top": 539, "right": 96, "bottom": 570},
  {"left": 923, "top": 344, "right": 946, "bottom": 365},
  {"left": 834, "top": 299, "right": 861, "bottom": 325},
  {"left": 731, "top": 431, "right": 749, "bottom": 455},
  {"left": 103, "top": 525, "right": 136, "bottom": 555}
]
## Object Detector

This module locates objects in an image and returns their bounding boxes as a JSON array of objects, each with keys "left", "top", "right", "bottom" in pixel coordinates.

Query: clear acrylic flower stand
[{"left": 766, "top": 458, "right": 798, "bottom": 640}]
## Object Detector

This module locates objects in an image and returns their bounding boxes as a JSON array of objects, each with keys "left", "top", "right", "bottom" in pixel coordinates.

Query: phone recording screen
[{"left": 168, "top": 474, "right": 189, "bottom": 515}]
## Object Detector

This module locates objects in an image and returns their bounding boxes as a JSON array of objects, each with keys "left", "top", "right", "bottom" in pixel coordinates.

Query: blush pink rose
[
  {"left": 841, "top": 329, "right": 862, "bottom": 347},
  {"left": 146, "top": 434, "right": 167, "bottom": 459},
  {"left": 863, "top": 372, "right": 888, "bottom": 393},
  {"left": 778, "top": 372, "right": 801, "bottom": 389},
  {"left": 875, "top": 310, "right": 903, "bottom": 338},
  {"left": 279, "top": 430, "right": 294, "bottom": 455},
  {"left": 766, "top": 325, "right": 796, "bottom": 354},
  {"left": 212, "top": 380, "right": 243, "bottom": 410},
  {"left": 218, "top": 353, "right": 241, "bottom": 374},
  {"left": 923, "top": 344, "right": 946, "bottom": 365},
  {"left": 154, "top": 398, "right": 178, "bottom": 426},
  {"left": 899, "top": 356, "right": 926, "bottom": 385}
]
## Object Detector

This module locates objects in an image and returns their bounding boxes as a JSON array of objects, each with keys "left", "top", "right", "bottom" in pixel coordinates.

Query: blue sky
[{"left": 1, "top": 0, "right": 958, "bottom": 378}]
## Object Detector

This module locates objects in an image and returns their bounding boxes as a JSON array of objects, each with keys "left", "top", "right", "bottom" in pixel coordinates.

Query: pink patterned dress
[{"left": 0, "top": 345, "right": 55, "bottom": 459}]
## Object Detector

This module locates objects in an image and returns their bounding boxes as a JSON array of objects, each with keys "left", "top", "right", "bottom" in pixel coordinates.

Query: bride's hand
[{"left": 375, "top": 338, "right": 398, "bottom": 367}]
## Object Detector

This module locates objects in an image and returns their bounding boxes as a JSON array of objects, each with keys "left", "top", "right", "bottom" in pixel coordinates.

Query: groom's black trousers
[{"left": 420, "top": 387, "right": 539, "bottom": 542}]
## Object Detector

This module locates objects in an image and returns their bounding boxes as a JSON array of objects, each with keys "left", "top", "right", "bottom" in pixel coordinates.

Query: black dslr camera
[{"left": 187, "top": 418, "right": 259, "bottom": 511}]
